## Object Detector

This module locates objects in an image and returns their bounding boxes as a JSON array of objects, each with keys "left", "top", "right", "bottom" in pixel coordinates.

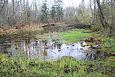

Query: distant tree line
[
  {"left": 0, "top": 0, "right": 115, "bottom": 36},
  {"left": 41, "top": 0, "right": 64, "bottom": 23},
  {"left": 0, "top": 0, "right": 64, "bottom": 27},
  {"left": 90, "top": 0, "right": 115, "bottom": 35},
  {"left": 63, "top": 0, "right": 115, "bottom": 35}
]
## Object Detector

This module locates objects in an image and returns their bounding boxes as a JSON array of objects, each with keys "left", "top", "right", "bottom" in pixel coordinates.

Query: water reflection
[{"left": 0, "top": 39, "right": 106, "bottom": 60}]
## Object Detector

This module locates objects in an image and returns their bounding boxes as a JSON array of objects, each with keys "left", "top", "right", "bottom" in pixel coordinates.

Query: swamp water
[
  {"left": 0, "top": 38, "right": 107, "bottom": 60},
  {"left": 0, "top": 38, "right": 114, "bottom": 76}
]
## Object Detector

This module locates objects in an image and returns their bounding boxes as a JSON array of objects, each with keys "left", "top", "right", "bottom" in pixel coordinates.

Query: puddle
[{"left": 0, "top": 39, "right": 107, "bottom": 60}]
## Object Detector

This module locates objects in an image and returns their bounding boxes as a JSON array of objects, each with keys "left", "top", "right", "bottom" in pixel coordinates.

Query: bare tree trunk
[
  {"left": 0, "top": 0, "right": 8, "bottom": 26},
  {"left": 96, "top": 0, "right": 109, "bottom": 29},
  {"left": 110, "top": 0, "right": 115, "bottom": 36},
  {"left": 93, "top": 0, "right": 97, "bottom": 25},
  {"left": 12, "top": 0, "right": 16, "bottom": 26}
]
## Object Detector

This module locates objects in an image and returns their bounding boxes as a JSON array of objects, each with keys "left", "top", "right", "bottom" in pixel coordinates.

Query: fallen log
[{"left": 110, "top": 52, "right": 115, "bottom": 56}]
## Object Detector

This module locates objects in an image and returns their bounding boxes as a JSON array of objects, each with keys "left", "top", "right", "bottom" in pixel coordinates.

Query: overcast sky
[
  {"left": 29, "top": 0, "right": 89, "bottom": 8},
  {"left": 63, "top": 0, "right": 85, "bottom": 7},
  {"left": 9, "top": 0, "right": 89, "bottom": 8}
]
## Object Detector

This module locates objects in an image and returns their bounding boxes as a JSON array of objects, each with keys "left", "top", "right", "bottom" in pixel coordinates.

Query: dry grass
[
  {"left": 0, "top": 23, "right": 65, "bottom": 41},
  {"left": 0, "top": 24, "right": 44, "bottom": 42},
  {"left": 0, "top": 24, "right": 43, "bottom": 35},
  {"left": 0, "top": 23, "right": 64, "bottom": 35}
]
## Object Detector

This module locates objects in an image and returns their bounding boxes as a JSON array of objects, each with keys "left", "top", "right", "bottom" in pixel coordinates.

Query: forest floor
[
  {"left": 0, "top": 24, "right": 115, "bottom": 77},
  {"left": 0, "top": 24, "right": 43, "bottom": 42}
]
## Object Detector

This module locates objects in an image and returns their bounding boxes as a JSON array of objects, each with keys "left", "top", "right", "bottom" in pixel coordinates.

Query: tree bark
[{"left": 96, "top": 0, "right": 109, "bottom": 29}]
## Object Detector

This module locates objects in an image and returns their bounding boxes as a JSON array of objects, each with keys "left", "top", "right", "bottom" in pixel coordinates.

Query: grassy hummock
[{"left": 59, "top": 29, "right": 92, "bottom": 44}]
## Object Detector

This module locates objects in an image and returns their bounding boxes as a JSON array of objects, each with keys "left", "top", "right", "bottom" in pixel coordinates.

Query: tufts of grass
[
  {"left": 0, "top": 54, "right": 114, "bottom": 77},
  {"left": 102, "top": 37, "right": 115, "bottom": 52},
  {"left": 94, "top": 35, "right": 115, "bottom": 53}
]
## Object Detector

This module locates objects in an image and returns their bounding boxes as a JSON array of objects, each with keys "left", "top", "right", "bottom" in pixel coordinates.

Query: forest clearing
[{"left": 0, "top": 0, "right": 115, "bottom": 77}]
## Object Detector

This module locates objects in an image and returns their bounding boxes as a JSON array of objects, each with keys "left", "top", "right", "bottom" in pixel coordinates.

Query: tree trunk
[{"left": 96, "top": 0, "right": 109, "bottom": 30}]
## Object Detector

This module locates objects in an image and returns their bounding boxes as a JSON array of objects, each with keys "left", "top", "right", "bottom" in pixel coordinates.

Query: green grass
[
  {"left": 101, "top": 36, "right": 115, "bottom": 52},
  {"left": 59, "top": 28, "right": 115, "bottom": 52},
  {"left": 0, "top": 28, "right": 115, "bottom": 77},
  {"left": 59, "top": 29, "right": 92, "bottom": 44},
  {"left": 0, "top": 54, "right": 114, "bottom": 77},
  {"left": 92, "top": 34, "right": 115, "bottom": 52}
]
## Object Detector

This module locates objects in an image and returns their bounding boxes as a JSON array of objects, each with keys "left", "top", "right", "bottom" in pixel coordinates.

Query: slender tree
[
  {"left": 96, "top": 0, "right": 109, "bottom": 29},
  {"left": 51, "top": 5, "right": 56, "bottom": 22},
  {"left": 55, "top": 0, "right": 63, "bottom": 22},
  {"left": 40, "top": 0, "right": 49, "bottom": 23}
]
